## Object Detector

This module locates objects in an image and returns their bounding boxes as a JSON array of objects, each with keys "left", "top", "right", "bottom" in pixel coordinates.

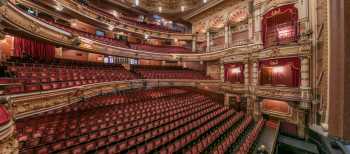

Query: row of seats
[
  {"left": 16, "top": 88, "right": 216, "bottom": 153},
  {"left": 15, "top": 87, "right": 265, "bottom": 154},
  {"left": 0, "top": 61, "right": 212, "bottom": 95},
  {"left": 74, "top": 0, "right": 185, "bottom": 33},
  {"left": 1, "top": 62, "right": 136, "bottom": 94},
  {"left": 236, "top": 119, "right": 265, "bottom": 154},
  {"left": 24, "top": 8, "right": 191, "bottom": 54},
  {"left": 42, "top": 20, "right": 129, "bottom": 49}
]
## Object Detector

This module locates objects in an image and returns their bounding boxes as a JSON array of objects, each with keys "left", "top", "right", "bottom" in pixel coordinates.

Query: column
[
  {"left": 252, "top": 61, "right": 258, "bottom": 86},
  {"left": 220, "top": 61, "right": 225, "bottom": 82},
  {"left": 251, "top": 60, "right": 260, "bottom": 118},
  {"left": 253, "top": 7, "right": 263, "bottom": 45},
  {"left": 224, "top": 94, "right": 230, "bottom": 106},
  {"left": 300, "top": 57, "right": 311, "bottom": 107},
  {"left": 244, "top": 62, "right": 249, "bottom": 86},
  {"left": 247, "top": 1, "right": 254, "bottom": 42},
  {"left": 224, "top": 25, "right": 229, "bottom": 48},
  {"left": 206, "top": 31, "right": 211, "bottom": 52},
  {"left": 298, "top": 0, "right": 310, "bottom": 31},
  {"left": 192, "top": 35, "right": 197, "bottom": 52},
  {"left": 248, "top": 16, "right": 254, "bottom": 42},
  {"left": 328, "top": 0, "right": 350, "bottom": 140}
]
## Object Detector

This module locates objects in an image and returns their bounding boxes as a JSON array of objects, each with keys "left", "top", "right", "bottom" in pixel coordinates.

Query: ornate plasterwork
[
  {"left": 221, "top": 84, "right": 248, "bottom": 94},
  {"left": 222, "top": 53, "right": 250, "bottom": 63},
  {"left": 254, "top": 0, "right": 297, "bottom": 11},
  {"left": 251, "top": 42, "right": 312, "bottom": 59},
  {"left": 0, "top": 3, "right": 73, "bottom": 45},
  {"left": 228, "top": 6, "right": 249, "bottom": 24},
  {"left": 191, "top": 0, "right": 249, "bottom": 33},
  {"left": 255, "top": 86, "right": 302, "bottom": 101},
  {"left": 0, "top": 131, "right": 18, "bottom": 154}
]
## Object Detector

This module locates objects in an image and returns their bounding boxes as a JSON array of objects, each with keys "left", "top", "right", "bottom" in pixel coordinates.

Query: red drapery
[
  {"left": 224, "top": 63, "right": 244, "bottom": 84},
  {"left": 262, "top": 4, "right": 298, "bottom": 48},
  {"left": 13, "top": 37, "right": 56, "bottom": 60},
  {"left": 259, "top": 57, "right": 300, "bottom": 87}
]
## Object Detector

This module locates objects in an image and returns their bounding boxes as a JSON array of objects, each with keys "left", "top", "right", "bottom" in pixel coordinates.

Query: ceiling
[{"left": 116, "top": 0, "right": 209, "bottom": 14}]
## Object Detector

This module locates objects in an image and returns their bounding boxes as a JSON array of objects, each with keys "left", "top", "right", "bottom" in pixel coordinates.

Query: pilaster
[{"left": 206, "top": 31, "right": 211, "bottom": 52}]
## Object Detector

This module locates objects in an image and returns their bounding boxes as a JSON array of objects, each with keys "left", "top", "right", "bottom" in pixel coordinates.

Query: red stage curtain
[
  {"left": 224, "top": 63, "right": 244, "bottom": 83},
  {"left": 259, "top": 57, "right": 300, "bottom": 87},
  {"left": 262, "top": 4, "right": 298, "bottom": 48},
  {"left": 13, "top": 37, "right": 55, "bottom": 61}
]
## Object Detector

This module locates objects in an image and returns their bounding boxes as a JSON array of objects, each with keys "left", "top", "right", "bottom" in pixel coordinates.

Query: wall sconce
[
  {"left": 231, "top": 67, "right": 241, "bottom": 74},
  {"left": 272, "top": 66, "right": 284, "bottom": 73}
]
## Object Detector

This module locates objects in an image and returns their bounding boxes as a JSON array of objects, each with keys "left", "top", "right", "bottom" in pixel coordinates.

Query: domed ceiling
[{"left": 118, "top": 0, "right": 209, "bottom": 14}]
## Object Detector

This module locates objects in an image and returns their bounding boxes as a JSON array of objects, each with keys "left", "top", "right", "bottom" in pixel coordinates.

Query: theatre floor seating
[
  {"left": 0, "top": 61, "right": 136, "bottom": 95},
  {"left": 133, "top": 65, "right": 212, "bottom": 80},
  {"left": 15, "top": 87, "right": 264, "bottom": 154}
]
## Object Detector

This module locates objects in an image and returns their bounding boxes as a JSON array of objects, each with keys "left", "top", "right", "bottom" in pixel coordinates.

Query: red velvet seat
[
  {"left": 25, "top": 84, "right": 41, "bottom": 92},
  {"left": 0, "top": 105, "right": 10, "bottom": 126}
]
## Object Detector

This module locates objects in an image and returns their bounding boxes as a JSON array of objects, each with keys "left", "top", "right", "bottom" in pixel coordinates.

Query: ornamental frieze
[
  {"left": 251, "top": 43, "right": 311, "bottom": 59},
  {"left": 221, "top": 84, "right": 248, "bottom": 94},
  {"left": 255, "top": 86, "right": 302, "bottom": 101}
]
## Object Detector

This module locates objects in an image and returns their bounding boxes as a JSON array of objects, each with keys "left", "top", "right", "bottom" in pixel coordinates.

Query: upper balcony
[
  {"left": 53, "top": 0, "right": 195, "bottom": 40},
  {"left": 0, "top": 1, "right": 312, "bottom": 62}
]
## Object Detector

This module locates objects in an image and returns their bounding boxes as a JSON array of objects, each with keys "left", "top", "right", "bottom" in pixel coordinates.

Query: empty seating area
[
  {"left": 42, "top": 20, "right": 130, "bottom": 49},
  {"left": 0, "top": 61, "right": 136, "bottom": 94},
  {"left": 15, "top": 87, "right": 264, "bottom": 154},
  {"left": 133, "top": 65, "right": 212, "bottom": 80},
  {"left": 15, "top": 5, "right": 193, "bottom": 54},
  {"left": 43, "top": 19, "right": 191, "bottom": 54},
  {"left": 75, "top": 0, "right": 185, "bottom": 33}
]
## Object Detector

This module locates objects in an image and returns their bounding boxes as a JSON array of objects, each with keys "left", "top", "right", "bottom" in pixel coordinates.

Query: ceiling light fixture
[
  {"left": 134, "top": 0, "right": 139, "bottom": 6},
  {"left": 108, "top": 25, "right": 114, "bottom": 31},
  {"left": 203, "top": 0, "right": 207, "bottom": 3},
  {"left": 55, "top": 5, "right": 63, "bottom": 11},
  {"left": 181, "top": 6, "right": 185, "bottom": 12}
]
